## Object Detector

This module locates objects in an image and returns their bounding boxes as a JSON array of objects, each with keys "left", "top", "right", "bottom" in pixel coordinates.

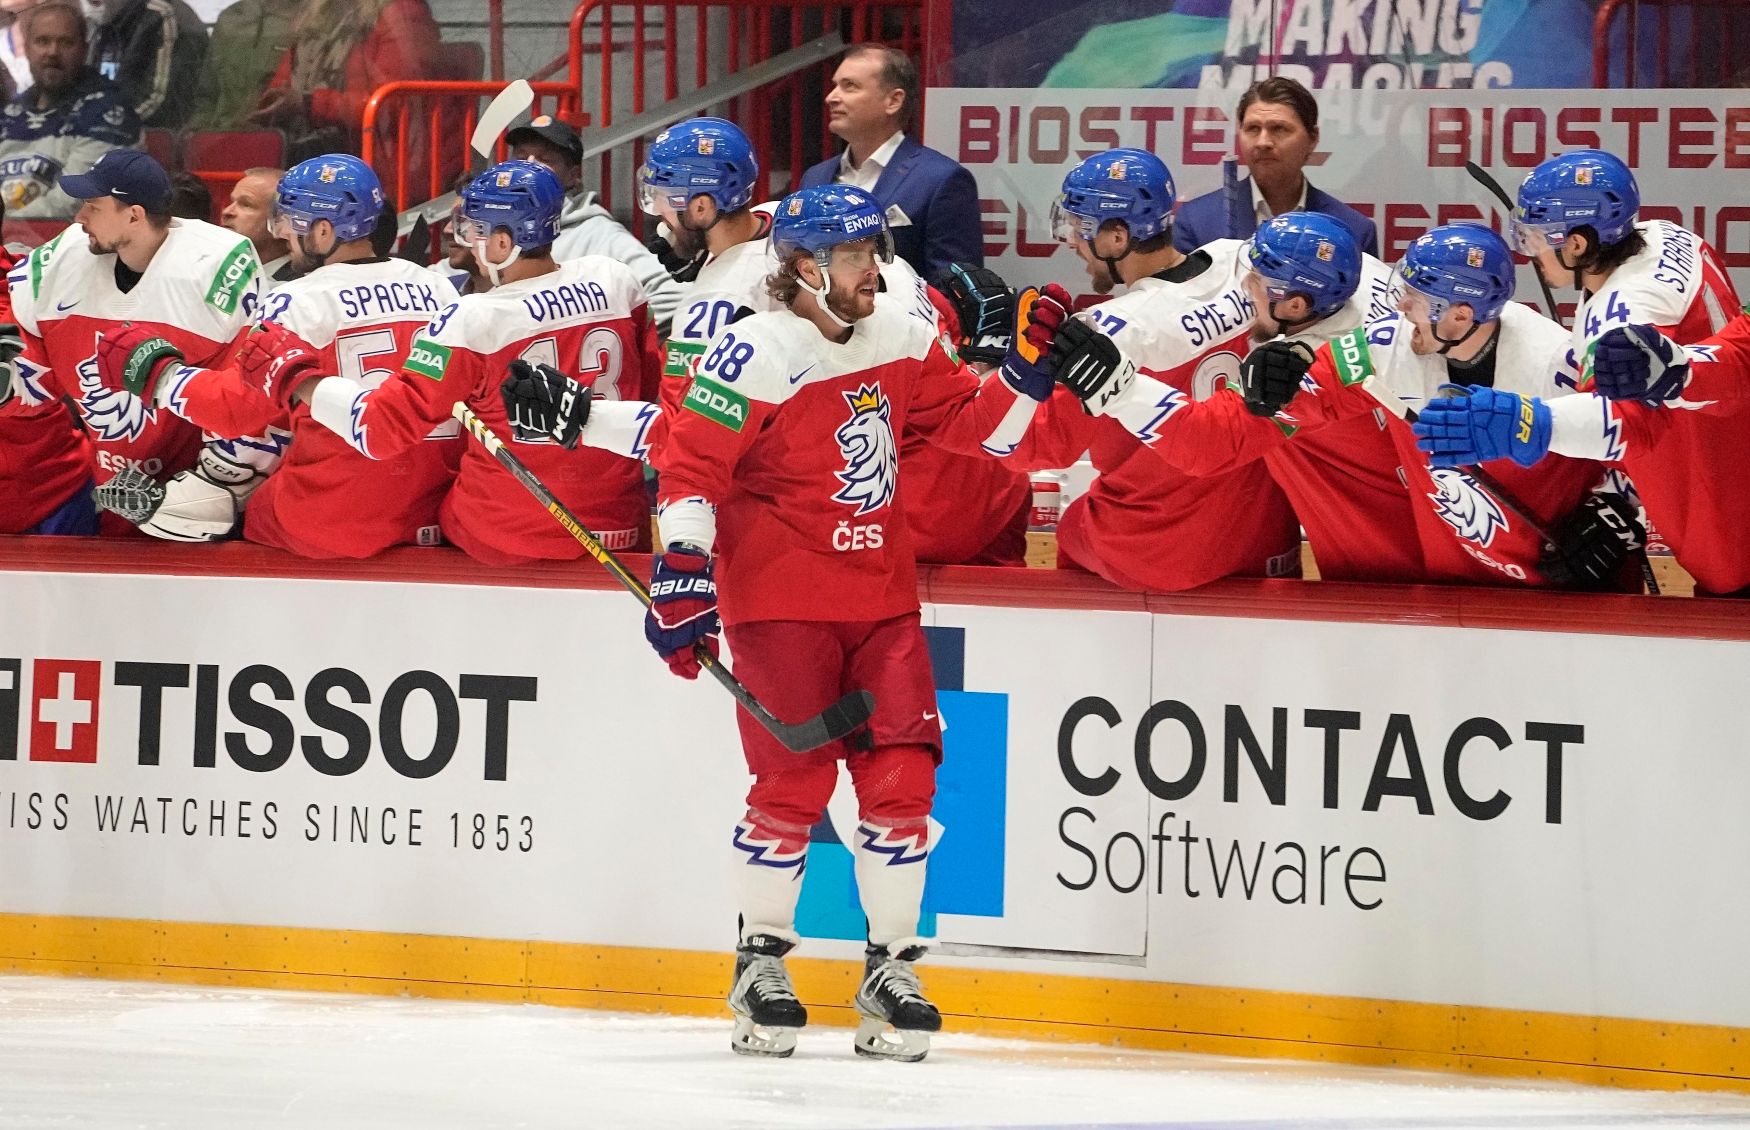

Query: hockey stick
[
  {"left": 1395, "top": 397, "right": 1661, "bottom": 595},
  {"left": 470, "top": 79, "right": 534, "bottom": 166},
  {"left": 452, "top": 402, "right": 877, "bottom": 752},
  {"left": 1463, "top": 161, "right": 1563, "bottom": 325},
  {"left": 393, "top": 80, "right": 537, "bottom": 262},
  {"left": 1222, "top": 156, "right": 1246, "bottom": 241}
]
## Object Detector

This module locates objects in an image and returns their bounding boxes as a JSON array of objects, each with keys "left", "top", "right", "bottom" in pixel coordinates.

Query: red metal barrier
[
  {"left": 360, "top": 81, "right": 586, "bottom": 209},
  {"left": 564, "top": 0, "right": 924, "bottom": 216},
  {"left": 1592, "top": 0, "right": 1749, "bottom": 87}
]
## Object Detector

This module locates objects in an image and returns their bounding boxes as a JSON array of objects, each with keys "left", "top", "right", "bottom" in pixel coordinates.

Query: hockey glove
[
  {"left": 1412, "top": 385, "right": 1552, "bottom": 468},
  {"left": 1592, "top": 324, "right": 1688, "bottom": 403},
  {"left": 998, "top": 284, "right": 1073, "bottom": 402},
  {"left": 95, "top": 323, "right": 184, "bottom": 400},
  {"left": 1049, "top": 316, "right": 1135, "bottom": 416},
  {"left": 644, "top": 547, "right": 721, "bottom": 680},
  {"left": 647, "top": 226, "right": 706, "bottom": 283},
  {"left": 1541, "top": 492, "right": 1646, "bottom": 588},
  {"left": 501, "top": 359, "right": 591, "bottom": 448},
  {"left": 942, "top": 264, "right": 1014, "bottom": 365},
  {"left": 93, "top": 446, "right": 259, "bottom": 542},
  {"left": 237, "top": 321, "right": 324, "bottom": 408},
  {"left": 1238, "top": 340, "right": 1314, "bottom": 417}
]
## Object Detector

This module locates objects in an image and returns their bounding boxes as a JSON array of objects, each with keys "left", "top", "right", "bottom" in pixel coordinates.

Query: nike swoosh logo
[
  {"left": 55, "top": 300, "right": 78, "bottom": 313},
  {"left": 789, "top": 364, "right": 817, "bottom": 385},
  {"left": 922, "top": 712, "right": 937, "bottom": 721}
]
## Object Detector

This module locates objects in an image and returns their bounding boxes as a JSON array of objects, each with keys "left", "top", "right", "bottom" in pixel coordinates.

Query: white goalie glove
[{"left": 94, "top": 444, "right": 266, "bottom": 542}]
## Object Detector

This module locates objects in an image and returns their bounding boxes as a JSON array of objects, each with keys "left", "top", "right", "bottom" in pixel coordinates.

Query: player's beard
[
  {"left": 669, "top": 221, "right": 708, "bottom": 262},
  {"left": 1089, "top": 268, "right": 1115, "bottom": 297},
  {"left": 86, "top": 232, "right": 121, "bottom": 257},
  {"left": 826, "top": 280, "right": 874, "bottom": 324}
]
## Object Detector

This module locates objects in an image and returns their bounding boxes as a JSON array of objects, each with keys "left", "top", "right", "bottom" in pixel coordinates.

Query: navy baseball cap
[
  {"left": 506, "top": 114, "right": 583, "bottom": 165},
  {"left": 61, "top": 149, "right": 174, "bottom": 213}
]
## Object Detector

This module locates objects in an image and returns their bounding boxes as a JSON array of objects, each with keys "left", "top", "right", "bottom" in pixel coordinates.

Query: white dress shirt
[
  {"left": 1251, "top": 176, "right": 1309, "bottom": 225},
  {"left": 836, "top": 131, "right": 906, "bottom": 192}
]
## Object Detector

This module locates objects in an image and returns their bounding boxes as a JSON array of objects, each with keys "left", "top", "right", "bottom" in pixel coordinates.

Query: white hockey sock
[
  {"left": 852, "top": 820, "right": 931, "bottom": 948},
  {"left": 730, "top": 812, "right": 809, "bottom": 942}
]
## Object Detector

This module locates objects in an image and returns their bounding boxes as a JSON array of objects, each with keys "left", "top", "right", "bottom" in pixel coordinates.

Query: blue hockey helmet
[
  {"left": 639, "top": 117, "right": 759, "bottom": 215},
  {"left": 1513, "top": 149, "right": 1640, "bottom": 255},
  {"left": 458, "top": 160, "right": 564, "bottom": 250},
  {"left": 1396, "top": 223, "right": 1516, "bottom": 326},
  {"left": 274, "top": 154, "right": 384, "bottom": 244},
  {"left": 771, "top": 184, "right": 893, "bottom": 266},
  {"left": 1245, "top": 211, "right": 1361, "bottom": 321},
  {"left": 1051, "top": 148, "right": 1176, "bottom": 244}
]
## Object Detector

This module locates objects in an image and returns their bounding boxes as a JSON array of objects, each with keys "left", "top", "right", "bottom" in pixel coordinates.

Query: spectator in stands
[
  {"left": 0, "top": 0, "right": 41, "bottom": 100},
  {"left": 167, "top": 169, "right": 210, "bottom": 219},
  {"left": 506, "top": 112, "right": 685, "bottom": 335},
  {"left": 800, "top": 44, "right": 982, "bottom": 286},
  {"left": 0, "top": 2, "right": 138, "bottom": 219},
  {"left": 220, "top": 164, "right": 292, "bottom": 280},
  {"left": 247, "top": 0, "right": 441, "bottom": 202},
  {"left": 87, "top": 0, "right": 207, "bottom": 128},
  {"left": 1173, "top": 77, "right": 1378, "bottom": 257},
  {"left": 189, "top": 0, "right": 298, "bottom": 129}
]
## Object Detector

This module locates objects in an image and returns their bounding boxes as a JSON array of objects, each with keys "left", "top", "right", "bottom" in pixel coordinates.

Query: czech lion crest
[
  {"left": 76, "top": 352, "right": 153, "bottom": 443},
  {"left": 832, "top": 383, "right": 897, "bottom": 516},
  {"left": 1427, "top": 467, "right": 1507, "bottom": 547}
]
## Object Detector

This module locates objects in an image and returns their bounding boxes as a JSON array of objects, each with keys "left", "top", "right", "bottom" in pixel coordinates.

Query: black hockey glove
[
  {"left": 501, "top": 360, "right": 591, "bottom": 449},
  {"left": 1239, "top": 340, "right": 1315, "bottom": 417},
  {"left": 647, "top": 230, "right": 706, "bottom": 283},
  {"left": 942, "top": 263, "right": 1014, "bottom": 365},
  {"left": 1540, "top": 492, "right": 1646, "bottom": 588},
  {"left": 1049, "top": 317, "right": 1133, "bottom": 416}
]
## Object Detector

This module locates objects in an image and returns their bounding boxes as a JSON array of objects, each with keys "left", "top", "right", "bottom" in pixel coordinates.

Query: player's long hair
[{"left": 764, "top": 249, "right": 810, "bottom": 307}]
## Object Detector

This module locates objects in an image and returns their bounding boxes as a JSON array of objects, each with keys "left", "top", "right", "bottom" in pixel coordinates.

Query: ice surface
[{"left": 1, "top": 975, "right": 1747, "bottom": 1129}]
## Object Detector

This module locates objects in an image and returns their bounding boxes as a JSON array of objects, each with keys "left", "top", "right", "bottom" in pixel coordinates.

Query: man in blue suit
[
  {"left": 1173, "top": 77, "right": 1378, "bottom": 258},
  {"left": 799, "top": 44, "right": 983, "bottom": 286}
]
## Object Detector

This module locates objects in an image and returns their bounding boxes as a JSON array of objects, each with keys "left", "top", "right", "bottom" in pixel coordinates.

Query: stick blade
[
  {"left": 769, "top": 689, "right": 876, "bottom": 754},
  {"left": 470, "top": 79, "right": 535, "bottom": 163}
]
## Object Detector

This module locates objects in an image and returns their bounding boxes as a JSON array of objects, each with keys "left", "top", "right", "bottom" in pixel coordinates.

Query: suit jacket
[
  {"left": 1172, "top": 176, "right": 1379, "bottom": 259},
  {"left": 800, "top": 135, "right": 983, "bottom": 286}
]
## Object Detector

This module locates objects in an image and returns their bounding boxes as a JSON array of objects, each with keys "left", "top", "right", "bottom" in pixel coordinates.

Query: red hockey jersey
[
  {"left": 156, "top": 258, "right": 463, "bottom": 558},
  {"left": 1088, "top": 255, "right": 1423, "bottom": 583},
  {"left": 0, "top": 248, "right": 90, "bottom": 532},
  {"left": 1545, "top": 221, "right": 1747, "bottom": 593},
  {"left": 654, "top": 301, "right": 1040, "bottom": 626},
  {"left": 1008, "top": 241, "right": 1301, "bottom": 591},
  {"left": 302, "top": 256, "right": 661, "bottom": 565}
]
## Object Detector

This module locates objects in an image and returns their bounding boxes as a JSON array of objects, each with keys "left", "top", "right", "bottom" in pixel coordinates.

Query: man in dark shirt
[{"left": 88, "top": 0, "right": 208, "bottom": 129}]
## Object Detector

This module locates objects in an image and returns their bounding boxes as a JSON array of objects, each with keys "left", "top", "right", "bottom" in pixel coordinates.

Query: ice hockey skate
[
  {"left": 728, "top": 932, "right": 808, "bottom": 1057},
  {"left": 852, "top": 940, "right": 941, "bottom": 1062}
]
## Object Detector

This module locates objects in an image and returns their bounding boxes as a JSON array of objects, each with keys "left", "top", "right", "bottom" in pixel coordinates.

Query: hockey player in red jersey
[
  {"left": 3, "top": 150, "right": 286, "bottom": 538},
  {"left": 1002, "top": 147, "right": 1301, "bottom": 591},
  {"left": 1413, "top": 150, "right": 1748, "bottom": 594},
  {"left": 515, "top": 184, "right": 1065, "bottom": 1060},
  {"left": 88, "top": 155, "right": 462, "bottom": 558},
  {"left": 0, "top": 241, "right": 94, "bottom": 535},
  {"left": 248, "top": 160, "right": 662, "bottom": 565},
  {"left": 641, "top": 117, "right": 1030, "bottom": 565},
  {"left": 1043, "top": 211, "right": 1422, "bottom": 584},
  {"left": 1207, "top": 225, "right": 1642, "bottom": 589}
]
